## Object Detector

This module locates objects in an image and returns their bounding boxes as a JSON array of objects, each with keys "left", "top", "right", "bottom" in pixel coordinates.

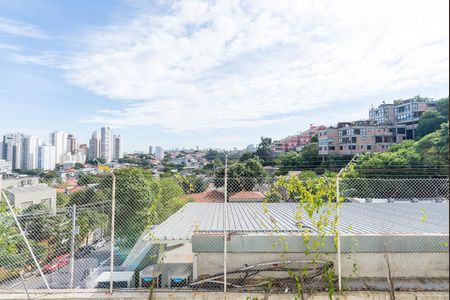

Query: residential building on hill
[
  {"left": 369, "top": 97, "right": 437, "bottom": 139},
  {"left": 272, "top": 124, "right": 326, "bottom": 156},
  {"left": 318, "top": 121, "right": 406, "bottom": 156}
]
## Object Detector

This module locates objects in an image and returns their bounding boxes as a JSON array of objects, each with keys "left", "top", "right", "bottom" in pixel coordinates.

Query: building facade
[
  {"left": 272, "top": 124, "right": 326, "bottom": 156},
  {"left": 1, "top": 133, "right": 23, "bottom": 170},
  {"left": 88, "top": 131, "right": 100, "bottom": 160},
  {"left": 21, "top": 135, "right": 40, "bottom": 171},
  {"left": 100, "top": 126, "right": 113, "bottom": 163},
  {"left": 369, "top": 97, "right": 437, "bottom": 139},
  {"left": 66, "top": 133, "right": 78, "bottom": 155},
  {"left": 4, "top": 184, "right": 57, "bottom": 213},
  {"left": 37, "top": 144, "right": 56, "bottom": 170},
  {"left": 113, "top": 135, "right": 123, "bottom": 160},
  {"left": 49, "top": 131, "right": 67, "bottom": 164},
  {"left": 318, "top": 121, "right": 406, "bottom": 156},
  {"left": 155, "top": 146, "right": 164, "bottom": 161}
]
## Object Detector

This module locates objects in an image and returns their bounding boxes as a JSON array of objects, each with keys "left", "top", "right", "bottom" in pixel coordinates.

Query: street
[{"left": 5, "top": 242, "right": 124, "bottom": 290}]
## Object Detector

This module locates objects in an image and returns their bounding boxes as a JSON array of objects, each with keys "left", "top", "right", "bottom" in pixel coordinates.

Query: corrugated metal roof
[{"left": 148, "top": 203, "right": 449, "bottom": 241}]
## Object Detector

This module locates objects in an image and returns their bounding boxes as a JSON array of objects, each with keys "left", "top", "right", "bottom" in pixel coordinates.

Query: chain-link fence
[{"left": 0, "top": 171, "right": 448, "bottom": 296}]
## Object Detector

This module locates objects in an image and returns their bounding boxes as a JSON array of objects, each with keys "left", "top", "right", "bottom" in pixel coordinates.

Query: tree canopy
[
  {"left": 255, "top": 137, "right": 274, "bottom": 166},
  {"left": 415, "top": 110, "right": 447, "bottom": 139}
]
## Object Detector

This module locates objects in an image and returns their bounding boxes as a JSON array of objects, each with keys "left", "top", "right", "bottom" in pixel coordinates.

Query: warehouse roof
[{"left": 147, "top": 202, "right": 449, "bottom": 242}]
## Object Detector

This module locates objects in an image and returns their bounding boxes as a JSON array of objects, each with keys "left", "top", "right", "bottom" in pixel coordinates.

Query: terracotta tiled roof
[
  {"left": 229, "top": 191, "right": 265, "bottom": 202},
  {"left": 186, "top": 190, "right": 224, "bottom": 203}
]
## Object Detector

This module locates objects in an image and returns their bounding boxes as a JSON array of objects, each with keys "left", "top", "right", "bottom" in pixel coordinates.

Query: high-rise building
[
  {"left": 67, "top": 133, "right": 78, "bottom": 155},
  {"left": 1, "top": 133, "right": 23, "bottom": 170},
  {"left": 155, "top": 146, "right": 164, "bottom": 161},
  {"left": 21, "top": 135, "right": 40, "bottom": 170},
  {"left": 37, "top": 144, "right": 56, "bottom": 170},
  {"left": 88, "top": 131, "right": 100, "bottom": 160},
  {"left": 113, "top": 135, "right": 123, "bottom": 160},
  {"left": 100, "top": 126, "right": 113, "bottom": 163},
  {"left": 79, "top": 144, "right": 89, "bottom": 160},
  {"left": 149, "top": 146, "right": 153, "bottom": 155},
  {"left": 49, "top": 131, "right": 67, "bottom": 164}
]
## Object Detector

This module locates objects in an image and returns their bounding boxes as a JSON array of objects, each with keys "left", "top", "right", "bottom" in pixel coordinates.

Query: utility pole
[
  {"left": 109, "top": 171, "right": 116, "bottom": 294},
  {"left": 69, "top": 204, "right": 77, "bottom": 289},
  {"left": 223, "top": 153, "right": 228, "bottom": 293}
]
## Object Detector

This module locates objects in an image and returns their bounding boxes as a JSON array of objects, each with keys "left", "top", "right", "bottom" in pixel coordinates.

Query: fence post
[
  {"left": 223, "top": 154, "right": 228, "bottom": 294},
  {"left": 1, "top": 191, "right": 51, "bottom": 292},
  {"left": 69, "top": 204, "right": 77, "bottom": 289},
  {"left": 109, "top": 172, "right": 116, "bottom": 294},
  {"left": 336, "top": 176, "right": 342, "bottom": 292}
]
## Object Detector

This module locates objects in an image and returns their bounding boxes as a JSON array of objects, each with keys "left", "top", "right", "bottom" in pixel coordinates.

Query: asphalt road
[{"left": 6, "top": 242, "right": 124, "bottom": 290}]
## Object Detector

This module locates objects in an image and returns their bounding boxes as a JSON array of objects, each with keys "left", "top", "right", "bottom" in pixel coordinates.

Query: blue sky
[{"left": 0, "top": 0, "right": 448, "bottom": 152}]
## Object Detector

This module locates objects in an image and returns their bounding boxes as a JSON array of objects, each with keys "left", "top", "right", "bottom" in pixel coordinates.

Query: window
[
  {"left": 361, "top": 145, "right": 363, "bottom": 149},
  {"left": 329, "top": 146, "right": 335, "bottom": 150},
  {"left": 367, "top": 145, "right": 372, "bottom": 150},
  {"left": 339, "top": 146, "right": 343, "bottom": 150},
  {"left": 375, "top": 136, "right": 382, "bottom": 143},
  {"left": 351, "top": 137, "right": 357, "bottom": 143},
  {"left": 397, "top": 128, "right": 405, "bottom": 134},
  {"left": 354, "top": 129, "right": 361, "bottom": 135}
]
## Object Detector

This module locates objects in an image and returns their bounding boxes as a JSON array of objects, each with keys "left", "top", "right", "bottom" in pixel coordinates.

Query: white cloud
[
  {"left": 0, "top": 43, "right": 21, "bottom": 51},
  {"left": 0, "top": 17, "right": 47, "bottom": 38},
  {"left": 23, "top": 1, "right": 450, "bottom": 132}
]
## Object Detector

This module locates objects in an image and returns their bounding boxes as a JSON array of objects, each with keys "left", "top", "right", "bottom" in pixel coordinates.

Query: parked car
[
  {"left": 75, "top": 245, "right": 95, "bottom": 258},
  {"left": 92, "top": 238, "right": 106, "bottom": 249},
  {"left": 43, "top": 254, "right": 70, "bottom": 273}
]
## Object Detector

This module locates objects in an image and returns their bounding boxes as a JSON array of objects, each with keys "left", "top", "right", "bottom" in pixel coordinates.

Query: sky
[{"left": 0, "top": 0, "right": 448, "bottom": 152}]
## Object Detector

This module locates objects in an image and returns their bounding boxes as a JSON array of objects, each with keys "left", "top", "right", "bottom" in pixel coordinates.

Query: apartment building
[
  {"left": 369, "top": 97, "right": 437, "bottom": 139},
  {"left": 318, "top": 121, "right": 406, "bottom": 156},
  {"left": 272, "top": 124, "right": 326, "bottom": 156}
]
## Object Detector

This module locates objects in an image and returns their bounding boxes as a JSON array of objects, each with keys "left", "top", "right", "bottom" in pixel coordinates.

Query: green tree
[
  {"left": 74, "top": 163, "right": 84, "bottom": 170},
  {"left": 416, "top": 122, "right": 449, "bottom": 166},
  {"left": 77, "top": 209, "right": 109, "bottom": 245},
  {"left": 205, "top": 150, "right": 223, "bottom": 161},
  {"left": 86, "top": 157, "right": 106, "bottom": 165},
  {"left": 239, "top": 151, "right": 256, "bottom": 162},
  {"left": 178, "top": 175, "right": 208, "bottom": 194},
  {"left": 56, "top": 192, "right": 70, "bottom": 208},
  {"left": 20, "top": 204, "right": 71, "bottom": 256},
  {"left": 275, "top": 143, "right": 322, "bottom": 174},
  {"left": 40, "top": 170, "right": 61, "bottom": 186},
  {"left": 437, "top": 97, "right": 449, "bottom": 120},
  {"left": 255, "top": 137, "right": 273, "bottom": 166},
  {"left": 101, "top": 168, "right": 186, "bottom": 250},
  {"left": 415, "top": 111, "right": 447, "bottom": 139},
  {"left": 78, "top": 173, "right": 102, "bottom": 186},
  {"left": 214, "top": 158, "right": 267, "bottom": 193}
]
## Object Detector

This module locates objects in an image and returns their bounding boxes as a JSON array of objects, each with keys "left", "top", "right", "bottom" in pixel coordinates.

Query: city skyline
[
  {"left": 0, "top": 0, "right": 448, "bottom": 152},
  {"left": 0, "top": 126, "right": 123, "bottom": 173}
]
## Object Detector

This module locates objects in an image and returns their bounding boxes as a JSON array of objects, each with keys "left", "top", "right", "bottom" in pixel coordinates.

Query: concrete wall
[
  {"left": 196, "top": 252, "right": 449, "bottom": 279},
  {"left": 1, "top": 290, "right": 448, "bottom": 300}
]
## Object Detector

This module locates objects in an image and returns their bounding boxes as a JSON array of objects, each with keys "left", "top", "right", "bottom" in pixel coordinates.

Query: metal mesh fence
[{"left": 0, "top": 172, "right": 448, "bottom": 296}]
